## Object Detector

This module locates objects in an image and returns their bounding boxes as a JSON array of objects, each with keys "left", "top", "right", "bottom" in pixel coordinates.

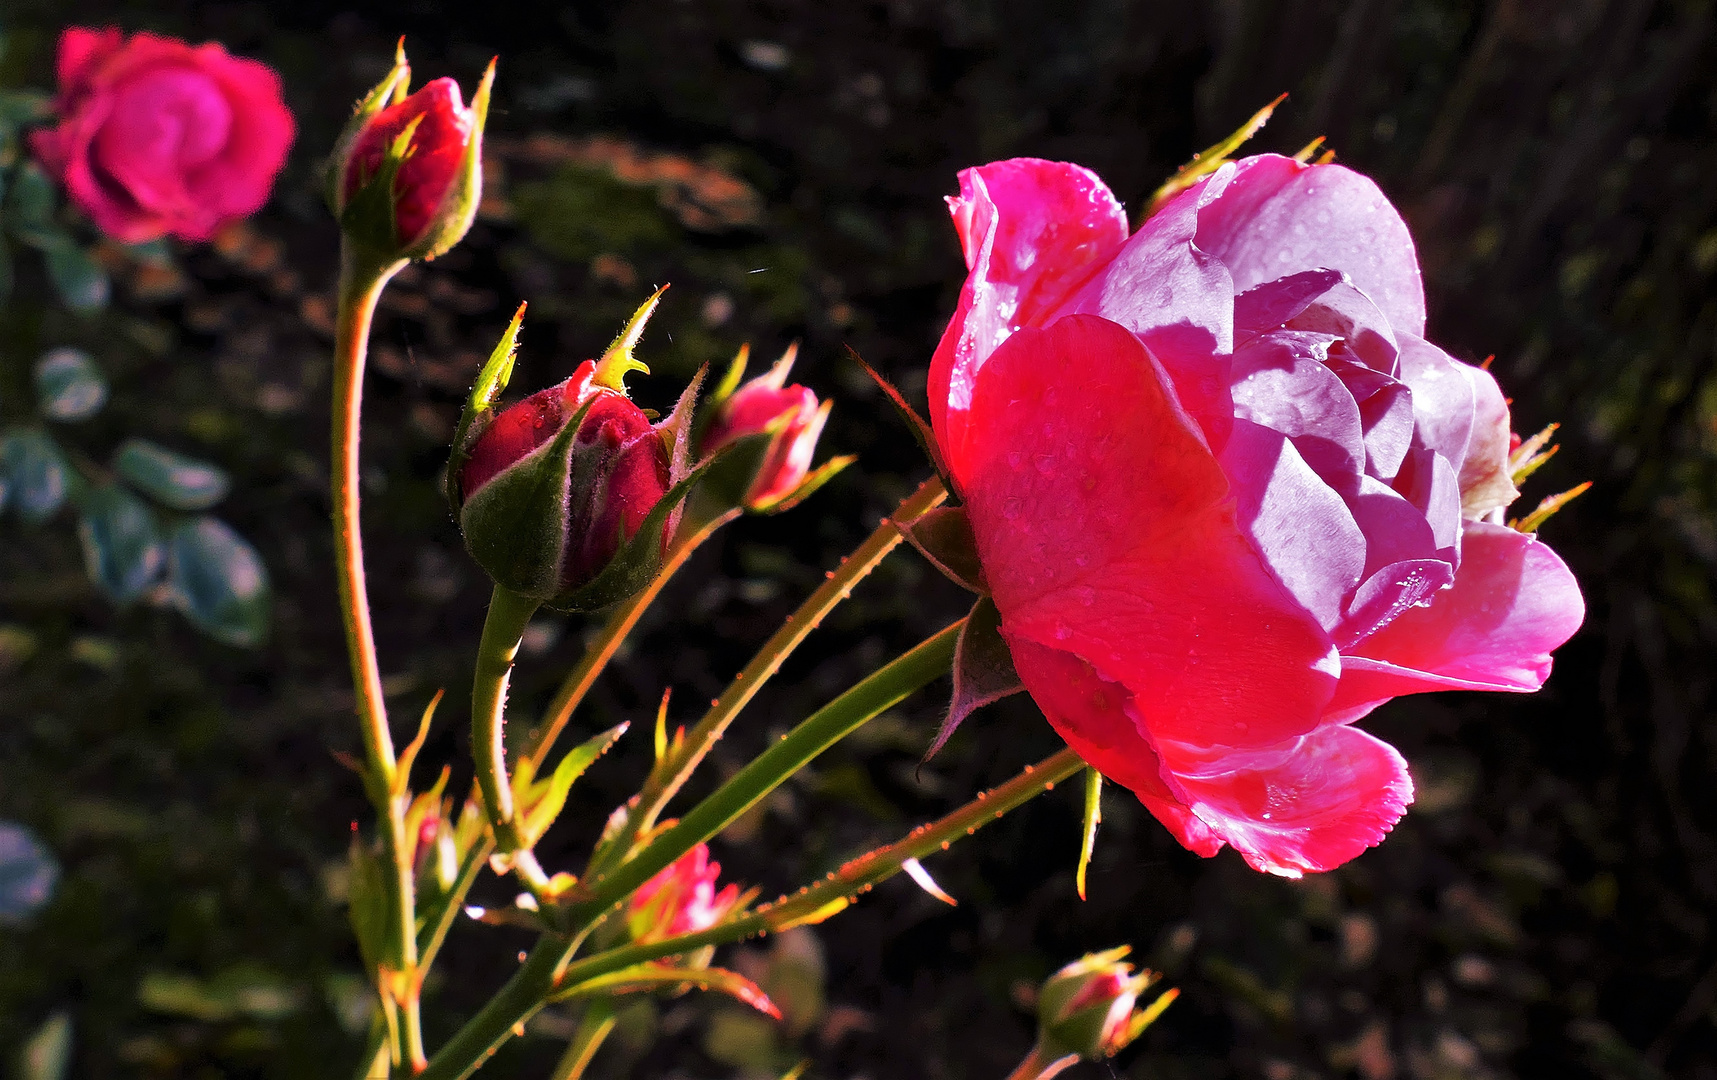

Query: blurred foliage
[{"left": 0, "top": 1, "right": 1714, "bottom": 1079}]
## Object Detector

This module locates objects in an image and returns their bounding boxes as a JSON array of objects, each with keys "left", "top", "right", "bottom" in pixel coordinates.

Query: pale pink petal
[
  {"left": 1459, "top": 363, "right": 1518, "bottom": 518},
  {"left": 1396, "top": 335, "right": 1477, "bottom": 474},
  {"left": 962, "top": 315, "right": 1338, "bottom": 752},
  {"left": 1333, "top": 521, "right": 1584, "bottom": 716},
  {"left": 1194, "top": 154, "right": 1427, "bottom": 339}
]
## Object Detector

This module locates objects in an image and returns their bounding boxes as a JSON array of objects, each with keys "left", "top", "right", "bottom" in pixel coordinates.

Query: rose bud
[
  {"left": 927, "top": 154, "right": 1586, "bottom": 876},
  {"left": 1035, "top": 948, "right": 1168, "bottom": 1061},
  {"left": 452, "top": 293, "right": 700, "bottom": 612},
  {"left": 698, "top": 345, "right": 845, "bottom": 512},
  {"left": 29, "top": 27, "right": 295, "bottom": 243},
  {"left": 626, "top": 843, "right": 744, "bottom": 947},
  {"left": 329, "top": 43, "right": 492, "bottom": 260}
]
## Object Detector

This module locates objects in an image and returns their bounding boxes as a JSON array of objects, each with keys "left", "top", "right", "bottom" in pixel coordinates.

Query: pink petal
[
  {"left": 1233, "top": 269, "right": 1343, "bottom": 339},
  {"left": 1164, "top": 724, "right": 1414, "bottom": 877},
  {"left": 1194, "top": 155, "right": 1427, "bottom": 340},
  {"left": 1459, "top": 363, "right": 1518, "bottom": 518},
  {"left": 928, "top": 159, "right": 1129, "bottom": 480},
  {"left": 56, "top": 27, "right": 124, "bottom": 95},
  {"left": 1005, "top": 637, "right": 1223, "bottom": 857},
  {"left": 1228, "top": 331, "right": 1366, "bottom": 489},
  {"left": 1060, "top": 165, "right": 1236, "bottom": 441},
  {"left": 1396, "top": 335, "right": 1477, "bottom": 474},
  {"left": 180, "top": 51, "right": 295, "bottom": 231},
  {"left": 962, "top": 314, "right": 1338, "bottom": 752},
  {"left": 1332, "top": 521, "right": 1584, "bottom": 718},
  {"left": 1219, "top": 419, "right": 1365, "bottom": 632}
]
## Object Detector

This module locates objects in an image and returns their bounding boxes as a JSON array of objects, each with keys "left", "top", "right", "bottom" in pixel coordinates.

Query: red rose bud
[
  {"left": 459, "top": 358, "right": 670, "bottom": 603},
  {"left": 1035, "top": 947, "right": 1168, "bottom": 1061},
  {"left": 697, "top": 345, "right": 849, "bottom": 514},
  {"left": 626, "top": 844, "right": 744, "bottom": 946},
  {"left": 330, "top": 42, "right": 492, "bottom": 259}
]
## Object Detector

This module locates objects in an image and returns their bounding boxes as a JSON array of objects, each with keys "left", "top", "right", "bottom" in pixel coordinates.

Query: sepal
[
  {"left": 926, "top": 595, "right": 1023, "bottom": 759},
  {"left": 447, "top": 302, "right": 526, "bottom": 517},
  {"left": 897, "top": 505, "right": 984, "bottom": 592},
  {"left": 549, "top": 963, "right": 781, "bottom": 1019},
  {"left": 511, "top": 723, "right": 629, "bottom": 846},
  {"left": 324, "top": 39, "right": 411, "bottom": 214},
  {"left": 1143, "top": 93, "right": 1285, "bottom": 221},
  {"left": 850, "top": 348, "right": 958, "bottom": 500}
]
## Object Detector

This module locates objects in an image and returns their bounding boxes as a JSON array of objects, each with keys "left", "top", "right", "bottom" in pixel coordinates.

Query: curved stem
[
  {"left": 332, "top": 245, "right": 415, "bottom": 1073},
  {"left": 1005, "top": 1047, "right": 1080, "bottom": 1080},
  {"left": 472, "top": 585, "right": 544, "bottom": 853},
  {"left": 419, "top": 747, "right": 1084, "bottom": 1080},
  {"left": 633, "top": 475, "right": 946, "bottom": 836},
  {"left": 523, "top": 507, "right": 739, "bottom": 777},
  {"left": 548, "top": 1000, "right": 618, "bottom": 1080},
  {"left": 333, "top": 247, "right": 408, "bottom": 791}
]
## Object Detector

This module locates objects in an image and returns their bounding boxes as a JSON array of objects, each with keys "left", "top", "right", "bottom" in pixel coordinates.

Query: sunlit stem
[
  {"left": 332, "top": 243, "right": 418, "bottom": 1072},
  {"left": 1004, "top": 1047, "right": 1080, "bottom": 1080},
  {"left": 416, "top": 622, "right": 982, "bottom": 1080},
  {"left": 472, "top": 585, "right": 545, "bottom": 860},
  {"left": 522, "top": 506, "right": 741, "bottom": 777},
  {"left": 632, "top": 474, "right": 947, "bottom": 837},
  {"left": 548, "top": 999, "right": 618, "bottom": 1080}
]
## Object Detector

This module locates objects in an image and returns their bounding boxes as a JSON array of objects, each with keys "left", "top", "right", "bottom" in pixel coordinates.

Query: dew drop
[{"left": 1074, "top": 586, "right": 1095, "bottom": 606}]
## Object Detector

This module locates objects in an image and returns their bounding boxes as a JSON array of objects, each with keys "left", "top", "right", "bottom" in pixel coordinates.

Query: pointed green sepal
[
  {"left": 405, "top": 55, "right": 494, "bottom": 262},
  {"left": 324, "top": 41, "right": 412, "bottom": 214},
  {"left": 595, "top": 286, "right": 667, "bottom": 390},
  {"left": 898, "top": 504, "right": 984, "bottom": 592},
  {"left": 1144, "top": 93, "right": 1286, "bottom": 222},
  {"left": 1076, "top": 767, "right": 1102, "bottom": 901},
  {"left": 849, "top": 347, "right": 959, "bottom": 501},
  {"left": 447, "top": 302, "right": 527, "bottom": 516},
  {"left": 926, "top": 594, "right": 1024, "bottom": 760},
  {"left": 518, "top": 722, "right": 629, "bottom": 845}
]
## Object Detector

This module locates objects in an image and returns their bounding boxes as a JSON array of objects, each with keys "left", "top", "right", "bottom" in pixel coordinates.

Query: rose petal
[
  {"left": 1233, "top": 269, "right": 1343, "bottom": 339},
  {"left": 1459, "top": 363, "right": 1519, "bottom": 518},
  {"left": 1219, "top": 419, "right": 1365, "bottom": 632},
  {"left": 1337, "top": 520, "right": 1584, "bottom": 704},
  {"left": 1229, "top": 332, "right": 1365, "bottom": 491},
  {"left": 1286, "top": 277, "right": 1400, "bottom": 375},
  {"left": 929, "top": 159, "right": 1130, "bottom": 479},
  {"left": 1396, "top": 335, "right": 1477, "bottom": 473},
  {"left": 1062, "top": 165, "right": 1236, "bottom": 441},
  {"left": 56, "top": 27, "right": 124, "bottom": 94},
  {"left": 1194, "top": 154, "right": 1428, "bottom": 339},
  {"left": 1162, "top": 724, "right": 1414, "bottom": 877},
  {"left": 962, "top": 314, "right": 1338, "bottom": 751},
  {"left": 1005, "top": 637, "right": 1223, "bottom": 856}
]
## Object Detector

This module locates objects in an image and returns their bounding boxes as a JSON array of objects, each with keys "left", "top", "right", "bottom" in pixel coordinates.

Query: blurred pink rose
[
  {"left": 700, "top": 363, "right": 828, "bottom": 510},
  {"left": 930, "top": 155, "right": 1585, "bottom": 876},
  {"left": 626, "top": 844, "right": 742, "bottom": 944},
  {"left": 29, "top": 27, "right": 294, "bottom": 244}
]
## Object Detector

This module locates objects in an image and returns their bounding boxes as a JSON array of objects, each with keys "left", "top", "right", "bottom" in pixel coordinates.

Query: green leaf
[
  {"left": 927, "top": 595, "right": 1023, "bottom": 760},
  {"left": 521, "top": 723, "right": 628, "bottom": 843},
  {"left": 78, "top": 484, "right": 166, "bottom": 604},
  {"left": 0, "top": 429, "right": 70, "bottom": 523},
  {"left": 18, "top": 1011, "right": 72, "bottom": 1080},
  {"left": 34, "top": 348, "right": 107, "bottom": 422},
  {"left": 166, "top": 516, "right": 271, "bottom": 647},
  {"left": 3, "top": 163, "right": 59, "bottom": 247},
  {"left": 0, "top": 821, "right": 58, "bottom": 924},
  {"left": 42, "top": 239, "right": 110, "bottom": 312},
  {"left": 113, "top": 438, "right": 231, "bottom": 510}
]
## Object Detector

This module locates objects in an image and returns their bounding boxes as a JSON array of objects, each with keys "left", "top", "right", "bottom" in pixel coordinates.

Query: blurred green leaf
[
  {"left": 33, "top": 347, "right": 107, "bottom": 422},
  {"left": 0, "top": 428, "right": 69, "bottom": 523},
  {"left": 0, "top": 623, "right": 37, "bottom": 673},
  {"left": 3, "top": 162, "right": 58, "bottom": 247},
  {"left": 166, "top": 516, "right": 271, "bottom": 647},
  {"left": 0, "top": 820, "right": 58, "bottom": 924},
  {"left": 702, "top": 1008, "right": 781, "bottom": 1071},
  {"left": 42, "top": 238, "right": 110, "bottom": 312},
  {"left": 77, "top": 483, "right": 166, "bottom": 603},
  {"left": 114, "top": 438, "right": 231, "bottom": 510},
  {"left": 137, "top": 966, "right": 302, "bottom": 1024},
  {"left": 513, "top": 166, "right": 676, "bottom": 263},
  {"left": 18, "top": 1010, "right": 72, "bottom": 1080}
]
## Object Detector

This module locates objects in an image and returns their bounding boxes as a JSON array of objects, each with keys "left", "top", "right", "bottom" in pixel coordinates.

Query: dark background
[{"left": 2, "top": 1, "right": 1715, "bottom": 1077}]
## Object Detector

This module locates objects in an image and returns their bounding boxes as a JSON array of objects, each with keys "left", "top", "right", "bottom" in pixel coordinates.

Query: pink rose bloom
[
  {"left": 930, "top": 156, "right": 1585, "bottom": 876},
  {"left": 30, "top": 27, "right": 295, "bottom": 244},
  {"left": 626, "top": 844, "right": 743, "bottom": 944}
]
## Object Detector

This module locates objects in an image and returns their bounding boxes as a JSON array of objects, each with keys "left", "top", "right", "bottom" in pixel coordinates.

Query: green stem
[
  {"left": 522, "top": 507, "right": 739, "bottom": 777},
  {"left": 548, "top": 999, "right": 618, "bottom": 1080},
  {"left": 417, "top": 623, "right": 977, "bottom": 1080},
  {"left": 332, "top": 244, "right": 416, "bottom": 1073},
  {"left": 419, "top": 834, "right": 494, "bottom": 972},
  {"left": 562, "top": 618, "right": 962, "bottom": 929},
  {"left": 632, "top": 475, "right": 946, "bottom": 837},
  {"left": 472, "top": 585, "right": 544, "bottom": 857}
]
